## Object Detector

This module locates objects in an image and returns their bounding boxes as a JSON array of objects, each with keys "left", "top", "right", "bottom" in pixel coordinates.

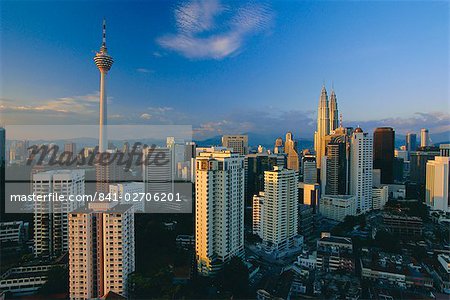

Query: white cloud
[
  {"left": 140, "top": 113, "right": 152, "bottom": 120},
  {"left": 157, "top": 0, "right": 273, "bottom": 59},
  {"left": 136, "top": 68, "right": 153, "bottom": 73}
]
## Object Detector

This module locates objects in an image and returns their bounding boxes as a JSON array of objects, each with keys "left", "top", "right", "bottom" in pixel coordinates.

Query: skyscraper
[
  {"left": 284, "top": 132, "right": 299, "bottom": 171},
  {"left": 329, "top": 89, "right": 339, "bottom": 132},
  {"left": 314, "top": 86, "right": 330, "bottom": 169},
  {"left": 262, "top": 166, "right": 299, "bottom": 254},
  {"left": 195, "top": 150, "right": 244, "bottom": 276},
  {"left": 425, "top": 156, "right": 450, "bottom": 212},
  {"left": 274, "top": 137, "right": 284, "bottom": 154},
  {"left": 373, "top": 127, "right": 395, "bottom": 184},
  {"left": 221, "top": 135, "right": 248, "bottom": 155},
  {"left": 420, "top": 128, "right": 430, "bottom": 147},
  {"left": 349, "top": 128, "right": 373, "bottom": 214},
  {"left": 69, "top": 201, "right": 135, "bottom": 298},
  {"left": 33, "top": 169, "right": 85, "bottom": 259},
  {"left": 302, "top": 155, "right": 317, "bottom": 184},
  {"left": 406, "top": 132, "right": 417, "bottom": 154},
  {"left": 325, "top": 138, "right": 348, "bottom": 195}
]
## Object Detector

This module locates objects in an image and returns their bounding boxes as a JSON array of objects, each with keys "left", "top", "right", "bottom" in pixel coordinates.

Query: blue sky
[{"left": 1, "top": 0, "right": 449, "bottom": 140}]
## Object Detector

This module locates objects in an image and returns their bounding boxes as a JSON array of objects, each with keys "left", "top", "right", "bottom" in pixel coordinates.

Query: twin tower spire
[{"left": 314, "top": 85, "right": 340, "bottom": 168}]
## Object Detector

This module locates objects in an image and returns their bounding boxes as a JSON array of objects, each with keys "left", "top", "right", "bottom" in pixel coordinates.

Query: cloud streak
[{"left": 157, "top": 0, "right": 273, "bottom": 59}]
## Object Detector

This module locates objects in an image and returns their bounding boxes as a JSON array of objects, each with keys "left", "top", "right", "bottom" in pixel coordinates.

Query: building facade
[{"left": 195, "top": 150, "right": 245, "bottom": 276}]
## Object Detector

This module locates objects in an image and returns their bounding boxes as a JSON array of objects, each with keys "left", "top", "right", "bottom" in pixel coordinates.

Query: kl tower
[{"left": 94, "top": 19, "right": 114, "bottom": 153}]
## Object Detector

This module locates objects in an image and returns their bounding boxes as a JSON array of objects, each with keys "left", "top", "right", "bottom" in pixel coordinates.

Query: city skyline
[{"left": 1, "top": 0, "right": 449, "bottom": 141}]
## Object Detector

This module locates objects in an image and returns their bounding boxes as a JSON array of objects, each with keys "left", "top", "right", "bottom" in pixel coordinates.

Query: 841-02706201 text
[{"left": 96, "top": 192, "right": 182, "bottom": 202}]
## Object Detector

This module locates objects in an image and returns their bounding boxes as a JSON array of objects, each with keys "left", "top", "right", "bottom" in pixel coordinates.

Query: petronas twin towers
[{"left": 314, "top": 85, "right": 339, "bottom": 168}]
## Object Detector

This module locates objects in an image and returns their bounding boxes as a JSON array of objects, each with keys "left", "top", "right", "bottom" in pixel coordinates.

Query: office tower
[
  {"left": 0, "top": 127, "right": 5, "bottom": 221},
  {"left": 302, "top": 155, "right": 317, "bottom": 184},
  {"left": 420, "top": 128, "right": 430, "bottom": 147},
  {"left": 395, "top": 149, "right": 408, "bottom": 161},
  {"left": 406, "top": 132, "right": 417, "bottom": 154},
  {"left": 94, "top": 19, "right": 114, "bottom": 153},
  {"left": 95, "top": 150, "right": 126, "bottom": 194},
  {"left": 195, "top": 150, "right": 244, "bottom": 276},
  {"left": 142, "top": 147, "right": 173, "bottom": 212},
  {"left": 252, "top": 192, "right": 264, "bottom": 237},
  {"left": 372, "top": 169, "right": 381, "bottom": 188},
  {"left": 64, "top": 142, "right": 76, "bottom": 155},
  {"left": 262, "top": 166, "right": 298, "bottom": 253},
  {"left": 298, "top": 204, "right": 314, "bottom": 244},
  {"left": 410, "top": 147, "right": 439, "bottom": 200},
  {"left": 109, "top": 182, "right": 145, "bottom": 212},
  {"left": 426, "top": 156, "right": 450, "bottom": 212},
  {"left": 349, "top": 128, "right": 373, "bottom": 214},
  {"left": 33, "top": 169, "right": 85, "bottom": 259},
  {"left": 319, "top": 195, "right": 356, "bottom": 222},
  {"left": 329, "top": 89, "right": 339, "bottom": 132},
  {"left": 372, "top": 186, "right": 389, "bottom": 210},
  {"left": 221, "top": 135, "right": 248, "bottom": 155},
  {"left": 69, "top": 201, "right": 135, "bottom": 298},
  {"left": 373, "top": 127, "right": 395, "bottom": 184},
  {"left": 325, "top": 138, "right": 348, "bottom": 195},
  {"left": 440, "top": 144, "right": 450, "bottom": 157},
  {"left": 301, "top": 183, "right": 320, "bottom": 213},
  {"left": 244, "top": 153, "right": 281, "bottom": 205},
  {"left": 274, "top": 137, "right": 284, "bottom": 154},
  {"left": 167, "top": 137, "right": 185, "bottom": 179},
  {"left": 314, "top": 86, "right": 330, "bottom": 169},
  {"left": 284, "top": 132, "right": 299, "bottom": 171}
]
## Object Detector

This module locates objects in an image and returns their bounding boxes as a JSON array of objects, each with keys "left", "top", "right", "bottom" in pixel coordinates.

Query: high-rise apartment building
[
  {"left": 262, "top": 166, "right": 298, "bottom": 253},
  {"left": 221, "top": 135, "right": 248, "bottom": 155},
  {"left": 245, "top": 153, "right": 281, "bottom": 205},
  {"left": 373, "top": 127, "right": 395, "bottom": 184},
  {"left": 69, "top": 201, "right": 135, "bottom": 299},
  {"left": 426, "top": 156, "right": 450, "bottom": 212},
  {"left": 95, "top": 150, "right": 126, "bottom": 194},
  {"left": 33, "top": 169, "right": 85, "bottom": 259},
  {"left": 284, "top": 132, "right": 299, "bottom": 171},
  {"left": 349, "top": 128, "right": 373, "bottom": 214},
  {"left": 195, "top": 150, "right": 244, "bottom": 276},
  {"left": 252, "top": 192, "right": 264, "bottom": 237},
  {"left": 421, "top": 128, "right": 430, "bottom": 147}
]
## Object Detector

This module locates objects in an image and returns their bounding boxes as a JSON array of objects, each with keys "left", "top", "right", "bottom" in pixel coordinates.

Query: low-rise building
[
  {"left": 316, "top": 233, "right": 354, "bottom": 272},
  {"left": 319, "top": 195, "right": 356, "bottom": 222},
  {"left": 383, "top": 214, "right": 423, "bottom": 237},
  {"left": 0, "top": 221, "right": 29, "bottom": 243}
]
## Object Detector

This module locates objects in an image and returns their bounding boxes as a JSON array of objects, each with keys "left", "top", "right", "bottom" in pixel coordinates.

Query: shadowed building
[{"left": 373, "top": 127, "right": 395, "bottom": 184}]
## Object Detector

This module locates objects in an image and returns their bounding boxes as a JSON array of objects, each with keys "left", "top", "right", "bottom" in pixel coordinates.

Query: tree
[
  {"left": 374, "top": 230, "right": 401, "bottom": 253},
  {"left": 38, "top": 266, "right": 68, "bottom": 295},
  {"left": 216, "top": 257, "right": 249, "bottom": 298}
]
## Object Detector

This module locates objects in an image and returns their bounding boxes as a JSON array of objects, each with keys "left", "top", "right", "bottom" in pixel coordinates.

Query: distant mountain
[{"left": 194, "top": 132, "right": 314, "bottom": 152}]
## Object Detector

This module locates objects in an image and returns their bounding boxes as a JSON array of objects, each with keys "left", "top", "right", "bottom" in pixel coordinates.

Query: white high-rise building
[
  {"left": 372, "top": 185, "right": 389, "bottom": 210},
  {"left": 349, "top": 128, "right": 373, "bottom": 214},
  {"left": 262, "top": 166, "right": 298, "bottom": 253},
  {"left": 109, "top": 182, "right": 145, "bottom": 212},
  {"left": 426, "top": 156, "right": 450, "bottom": 212},
  {"left": 195, "top": 149, "right": 245, "bottom": 276},
  {"left": 252, "top": 192, "right": 264, "bottom": 238},
  {"left": 69, "top": 201, "right": 135, "bottom": 299},
  {"left": 33, "top": 169, "right": 85, "bottom": 259}
]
